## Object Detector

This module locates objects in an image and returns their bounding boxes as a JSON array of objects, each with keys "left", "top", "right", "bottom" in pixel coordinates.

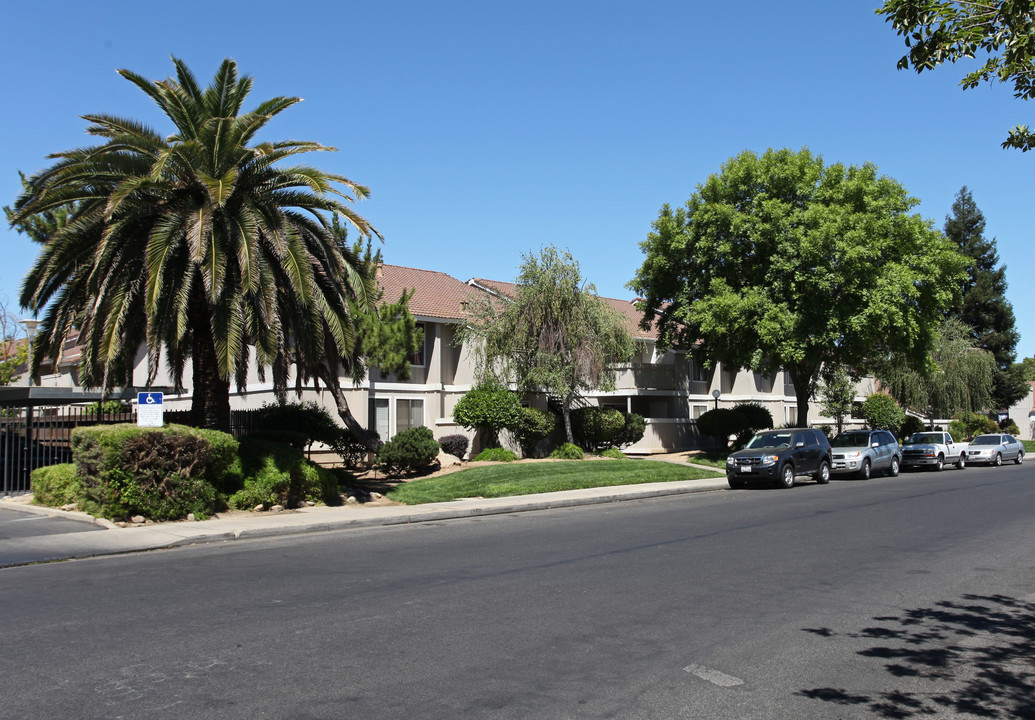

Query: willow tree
[
  {"left": 876, "top": 318, "right": 996, "bottom": 427},
  {"left": 10, "top": 58, "right": 378, "bottom": 432},
  {"left": 464, "top": 246, "right": 635, "bottom": 443}
]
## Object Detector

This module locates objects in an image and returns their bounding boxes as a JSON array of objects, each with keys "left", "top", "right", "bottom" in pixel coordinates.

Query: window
[
  {"left": 410, "top": 324, "right": 427, "bottom": 367},
  {"left": 689, "top": 359, "right": 708, "bottom": 383},
  {"left": 691, "top": 404, "right": 709, "bottom": 420},
  {"left": 396, "top": 398, "right": 424, "bottom": 433},
  {"left": 370, "top": 398, "right": 389, "bottom": 440},
  {"left": 786, "top": 406, "right": 798, "bottom": 426}
]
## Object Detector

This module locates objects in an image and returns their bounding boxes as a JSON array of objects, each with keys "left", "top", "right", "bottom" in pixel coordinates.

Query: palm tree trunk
[{"left": 188, "top": 286, "right": 231, "bottom": 432}]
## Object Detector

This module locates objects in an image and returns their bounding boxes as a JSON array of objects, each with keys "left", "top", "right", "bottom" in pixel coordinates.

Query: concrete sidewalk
[{"left": 0, "top": 472, "right": 728, "bottom": 567}]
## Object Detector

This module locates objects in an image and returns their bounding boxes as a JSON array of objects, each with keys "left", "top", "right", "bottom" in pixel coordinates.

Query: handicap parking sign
[{"left": 137, "top": 392, "right": 164, "bottom": 427}]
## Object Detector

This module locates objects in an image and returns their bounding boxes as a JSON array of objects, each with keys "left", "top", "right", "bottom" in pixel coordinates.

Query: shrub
[
  {"left": 696, "top": 408, "right": 743, "bottom": 448},
  {"left": 734, "top": 403, "right": 774, "bottom": 433},
  {"left": 250, "top": 401, "right": 346, "bottom": 456},
  {"left": 1002, "top": 421, "right": 1021, "bottom": 436},
  {"left": 549, "top": 443, "right": 584, "bottom": 460},
  {"left": 514, "top": 407, "right": 556, "bottom": 457},
  {"left": 948, "top": 411, "right": 999, "bottom": 440},
  {"left": 899, "top": 415, "right": 926, "bottom": 440},
  {"left": 858, "top": 393, "right": 906, "bottom": 433},
  {"left": 616, "top": 412, "right": 646, "bottom": 448},
  {"left": 473, "top": 447, "right": 519, "bottom": 462},
  {"left": 228, "top": 438, "right": 339, "bottom": 510},
  {"left": 31, "top": 464, "right": 79, "bottom": 507},
  {"left": 571, "top": 407, "right": 626, "bottom": 451},
  {"left": 439, "top": 434, "right": 470, "bottom": 459},
  {"left": 452, "top": 382, "right": 523, "bottom": 448},
  {"left": 599, "top": 448, "right": 627, "bottom": 459},
  {"left": 70, "top": 424, "right": 231, "bottom": 521},
  {"left": 376, "top": 426, "right": 440, "bottom": 476}
]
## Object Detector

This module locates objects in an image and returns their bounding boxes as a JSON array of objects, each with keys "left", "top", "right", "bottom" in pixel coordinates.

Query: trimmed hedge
[
  {"left": 376, "top": 426, "right": 440, "bottom": 476},
  {"left": 515, "top": 407, "right": 556, "bottom": 457},
  {"left": 228, "top": 438, "right": 340, "bottom": 510},
  {"left": 70, "top": 424, "right": 237, "bottom": 521},
  {"left": 31, "top": 463, "right": 79, "bottom": 507},
  {"left": 439, "top": 434, "right": 470, "bottom": 459}
]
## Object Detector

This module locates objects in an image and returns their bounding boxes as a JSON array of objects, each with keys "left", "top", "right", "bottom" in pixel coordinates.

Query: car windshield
[
  {"left": 906, "top": 433, "right": 942, "bottom": 445},
  {"left": 746, "top": 432, "right": 793, "bottom": 449},
  {"left": 970, "top": 436, "right": 1001, "bottom": 446},
  {"left": 831, "top": 432, "right": 870, "bottom": 448}
]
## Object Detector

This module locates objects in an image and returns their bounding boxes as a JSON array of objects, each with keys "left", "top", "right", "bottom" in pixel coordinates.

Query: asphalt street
[{"left": 2, "top": 463, "right": 1033, "bottom": 719}]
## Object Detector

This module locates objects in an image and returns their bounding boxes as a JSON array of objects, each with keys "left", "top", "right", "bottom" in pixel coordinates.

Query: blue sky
[{"left": 2, "top": 1, "right": 1032, "bottom": 358}]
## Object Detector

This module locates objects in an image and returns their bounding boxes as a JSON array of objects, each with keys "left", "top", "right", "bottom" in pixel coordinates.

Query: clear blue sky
[{"left": 2, "top": 1, "right": 1032, "bottom": 358}]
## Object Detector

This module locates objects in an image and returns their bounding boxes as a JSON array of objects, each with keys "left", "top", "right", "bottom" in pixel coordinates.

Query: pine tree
[{"left": 943, "top": 187, "right": 1026, "bottom": 409}]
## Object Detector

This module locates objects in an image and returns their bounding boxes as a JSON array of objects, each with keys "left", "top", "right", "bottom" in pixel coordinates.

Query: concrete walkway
[{"left": 0, "top": 469, "right": 728, "bottom": 568}]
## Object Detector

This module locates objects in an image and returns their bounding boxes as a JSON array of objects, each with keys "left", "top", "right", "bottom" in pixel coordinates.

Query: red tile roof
[
  {"left": 378, "top": 265, "right": 479, "bottom": 321},
  {"left": 468, "top": 278, "right": 662, "bottom": 340}
]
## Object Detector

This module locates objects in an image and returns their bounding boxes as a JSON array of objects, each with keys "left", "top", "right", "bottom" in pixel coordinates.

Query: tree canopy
[
  {"left": 875, "top": 318, "right": 996, "bottom": 425},
  {"left": 630, "top": 147, "right": 967, "bottom": 423},
  {"left": 877, "top": 0, "right": 1035, "bottom": 150},
  {"left": 463, "top": 246, "right": 635, "bottom": 443},
  {"left": 942, "top": 186, "right": 1026, "bottom": 408},
  {"left": 9, "top": 58, "right": 378, "bottom": 432}
]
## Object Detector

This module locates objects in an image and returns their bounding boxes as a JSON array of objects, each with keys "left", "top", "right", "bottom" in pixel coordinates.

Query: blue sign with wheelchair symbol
[{"left": 137, "top": 392, "right": 165, "bottom": 427}]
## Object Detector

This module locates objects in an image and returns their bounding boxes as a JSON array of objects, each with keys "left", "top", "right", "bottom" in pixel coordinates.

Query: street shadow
[{"left": 797, "top": 593, "right": 1035, "bottom": 718}]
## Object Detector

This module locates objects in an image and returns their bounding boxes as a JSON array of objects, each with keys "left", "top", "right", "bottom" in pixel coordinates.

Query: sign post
[{"left": 137, "top": 392, "right": 165, "bottom": 428}]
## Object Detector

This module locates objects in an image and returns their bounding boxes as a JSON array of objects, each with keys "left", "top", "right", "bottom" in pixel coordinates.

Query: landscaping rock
[
  {"left": 270, "top": 504, "right": 285, "bottom": 513},
  {"left": 438, "top": 450, "right": 463, "bottom": 468},
  {"left": 253, "top": 504, "right": 264, "bottom": 512},
  {"left": 131, "top": 515, "right": 146, "bottom": 524}
]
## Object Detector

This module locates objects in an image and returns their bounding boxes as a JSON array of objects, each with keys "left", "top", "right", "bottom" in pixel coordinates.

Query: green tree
[
  {"left": 1019, "top": 355, "right": 1035, "bottom": 380},
  {"left": 9, "top": 58, "right": 378, "bottom": 432},
  {"left": 464, "top": 246, "right": 635, "bottom": 443},
  {"left": 452, "top": 381, "right": 523, "bottom": 449},
  {"left": 877, "top": 0, "right": 1035, "bottom": 150},
  {"left": 943, "top": 187, "right": 1026, "bottom": 409},
  {"left": 0, "top": 297, "right": 29, "bottom": 386},
  {"left": 876, "top": 318, "right": 997, "bottom": 427},
  {"left": 859, "top": 393, "right": 907, "bottom": 433},
  {"left": 630, "top": 147, "right": 966, "bottom": 424},
  {"left": 819, "top": 366, "right": 857, "bottom": 434}
]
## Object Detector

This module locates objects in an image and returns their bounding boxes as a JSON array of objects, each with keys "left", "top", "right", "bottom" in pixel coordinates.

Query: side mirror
[{"left": 795, "top": 441, "right": 805, "bottom": 448}]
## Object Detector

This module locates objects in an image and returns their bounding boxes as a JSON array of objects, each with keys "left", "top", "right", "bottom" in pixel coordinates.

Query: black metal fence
[{"left": 1, "top": 406, "right": 260, "bottom": 495}]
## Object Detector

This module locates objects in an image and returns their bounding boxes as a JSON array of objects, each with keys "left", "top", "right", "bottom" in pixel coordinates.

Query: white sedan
[{"left": 965, "top": 434, "right": 1024, "bottom": 466}]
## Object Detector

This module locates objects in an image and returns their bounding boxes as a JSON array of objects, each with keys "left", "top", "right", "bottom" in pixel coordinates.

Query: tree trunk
[
  {"left": 314, "top": 362, "right": 382, "bottom": 452},
  {"left": 787, "top": 365, "right": 812, "bottom": 427},
  {"left": 562, "top": 390, "right": 576, "bottom": 444},
  {"left": 188, "top": 287, "right": 231, "bottom": 433}
]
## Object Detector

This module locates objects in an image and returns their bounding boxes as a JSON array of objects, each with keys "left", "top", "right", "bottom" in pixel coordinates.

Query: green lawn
[
  {"left": 386, "top": 458, "right": 724, "bottom": 505},
  {"left": 1024, "top": 440, "right": 1035, "bottom": 454},
  {"left": 683, "top": 451, "right": 729, "bottom": 469}
]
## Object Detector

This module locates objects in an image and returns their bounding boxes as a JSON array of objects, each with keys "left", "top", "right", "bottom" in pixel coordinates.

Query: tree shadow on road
[{"left": 796, "top": 593, "right": 1035, "bottom": 718}]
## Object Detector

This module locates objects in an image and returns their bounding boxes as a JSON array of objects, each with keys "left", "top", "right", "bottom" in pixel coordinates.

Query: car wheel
[
  {"left": 956, "top": 453, "right": 966, "bottom": 470},
  {"left": 857, "top": 459, "right": 871, "bottom": 480},
  {"left": 888, "top": 456, "right": 900, "bottom": 477},
  {"left": 777, "top": 463, "right": 795, "bottom": 489},
  {"left": 934, "top": 454, "right": 944, "bottom": 471},
  {"left": 815, "top": 460, "right": 831, "bottom": 484},
  {"left": 993, "top": 453, "right": 1002, "bottom": 467},
  {"left": 1016, "top": 451, "right": 1024, "bottom": 465}
]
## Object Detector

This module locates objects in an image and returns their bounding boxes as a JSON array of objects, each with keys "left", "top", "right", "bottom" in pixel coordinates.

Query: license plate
[{"left": 738, "top": 465, "right": 752, "bottom": 473}]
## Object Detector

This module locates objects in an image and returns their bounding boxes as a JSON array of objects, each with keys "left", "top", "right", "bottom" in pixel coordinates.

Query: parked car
[
  {"left": 726, "top": 428, "right": 831, "bottom": 489},
  {"left": 900, "top": 431, "right": 968, "bottom": 471},
  {"left": 830, "top": 429, "right": 901, "bottom": 479},
  {"left": 965, "top": 434, "right": 1024, "bottom": 466}
]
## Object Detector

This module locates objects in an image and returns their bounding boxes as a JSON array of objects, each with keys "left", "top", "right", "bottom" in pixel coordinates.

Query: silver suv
[{"left": 830, "top": 429, "right": 901, "bottom": 479}]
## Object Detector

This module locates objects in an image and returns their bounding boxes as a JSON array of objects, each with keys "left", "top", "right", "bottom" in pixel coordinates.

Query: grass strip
[{"left": 386, "top": 459, "right": 723, "bottom": 505}]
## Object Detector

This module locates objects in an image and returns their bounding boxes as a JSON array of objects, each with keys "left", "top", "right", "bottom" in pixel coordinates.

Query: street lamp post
[{"left": 712, "top": 388, "right": 721, "bottom": 411}]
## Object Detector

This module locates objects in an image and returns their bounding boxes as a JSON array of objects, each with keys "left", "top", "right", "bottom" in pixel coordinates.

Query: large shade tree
[
  {"left": 10, "top": 58, "right": 378, "bottom": 432},
  {"left": 630, "top": 147, "right": 967, "bottom": 423}
]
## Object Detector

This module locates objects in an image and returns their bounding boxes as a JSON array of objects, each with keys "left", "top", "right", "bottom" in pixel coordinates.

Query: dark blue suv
[{"left": 725, "top": 428, "right": 832, "bottom": 489}]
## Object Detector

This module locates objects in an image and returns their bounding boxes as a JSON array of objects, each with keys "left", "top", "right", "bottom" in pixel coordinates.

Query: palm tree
[{"left": 11, "top": 58, "right": 377, "bottom": 431}]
